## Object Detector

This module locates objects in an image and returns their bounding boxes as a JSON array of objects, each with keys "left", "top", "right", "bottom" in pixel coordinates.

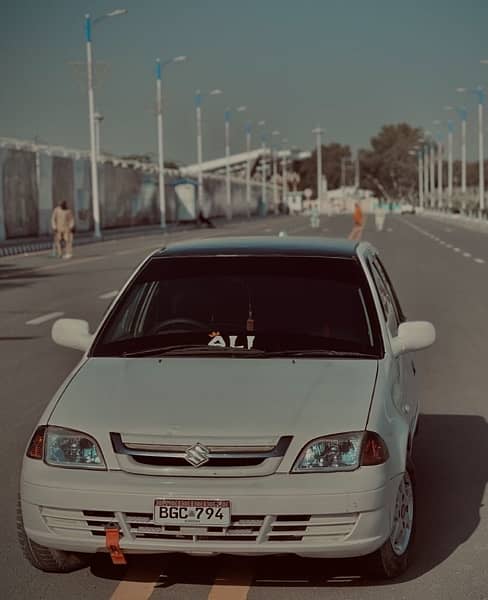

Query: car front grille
[
  {"left": 40, "top": 507, "right": 358, "bottom": 546},
  {"left": 110, "top": 433, "right": 293, "bottom": 477}
]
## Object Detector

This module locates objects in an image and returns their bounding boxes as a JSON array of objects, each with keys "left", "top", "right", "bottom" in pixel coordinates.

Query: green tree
[{"left": 360, "top": 123, "right": 423, "bottom": 200}]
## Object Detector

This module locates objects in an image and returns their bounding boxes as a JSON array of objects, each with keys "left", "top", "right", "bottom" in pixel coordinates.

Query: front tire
[
  {"left": 367, "top": 462, "right": 416, "bottom": 579},
  {"left": 17, "top": 497, "right": 88, "bottom": 573}
]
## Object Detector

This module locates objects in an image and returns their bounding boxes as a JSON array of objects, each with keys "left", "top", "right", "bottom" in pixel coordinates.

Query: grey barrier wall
[{"left": 0, "top": 139, "right": 274, "bottom": 241}]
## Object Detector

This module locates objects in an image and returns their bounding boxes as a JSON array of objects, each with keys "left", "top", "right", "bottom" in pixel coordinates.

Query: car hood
[{"left": 49, "top": 357, "right": 378, "bottom": 443}]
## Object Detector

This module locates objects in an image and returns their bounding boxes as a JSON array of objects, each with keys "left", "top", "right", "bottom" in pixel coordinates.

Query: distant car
[
  {"left": 19, "top": 237, "right": 435, "bottom": 579},
  {"left": 400, "top": 203, "right": 415, "bottom": 215}
]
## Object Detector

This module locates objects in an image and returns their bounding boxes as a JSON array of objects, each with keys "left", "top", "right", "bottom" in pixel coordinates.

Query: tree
[
  {"left": 293, "top": 143, "right": 351, "bottom": 194},
  {"left": 360, "top": 123, "right": 423, "bottom": 200}
]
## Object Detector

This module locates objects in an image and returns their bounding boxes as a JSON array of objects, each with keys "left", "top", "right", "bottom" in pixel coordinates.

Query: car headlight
[
  {"left": 292, "top": 431, "right": 388, "bottom": 473},
  {"left": 27, "top": 426, "right": 107, "bottom": 470}
]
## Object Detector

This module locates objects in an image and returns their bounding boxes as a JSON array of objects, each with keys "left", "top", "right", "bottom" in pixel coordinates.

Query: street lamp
[
  {"left": 281, "top": 138, "right": 289, "bottom": 207},
  {"left": 409, "top": 147, "right": 424, "bottom": 209},
  {"left": 432, "top": 121, "right": 443, "bottom": 208},
  {"left": 457, "top": 86, "right": 485, "bottom": 213},
  {"left": 85, "top": 9, "right": 127, "bottom": 239},
  {"left": 312, "top": 127, "right": 324, "bottom": 205},
  {"left": 271, "top": 130, "right": 280, "bottom": 213},
  {"left": 445, "top": 105, "right": 468, "bottom": 195},
  {"left": 155, "top": 55, "right": 187, "bottom": 229},
  {"left": 224, "top": 105, "right": 246, "bottom": 219},
  {"left": 195, "top": 88, "right": 223, "bottom": 216},
  {"left": 244, "top": 121, "right": 252, "bottom": 217},
  {"left": 258, "top": 121, "right": 267, "bottom": 211}
]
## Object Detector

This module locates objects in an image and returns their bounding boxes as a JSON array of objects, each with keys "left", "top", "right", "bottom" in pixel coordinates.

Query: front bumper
[{"left": 21, "top": 462, "right": 402, "bottom": 559}]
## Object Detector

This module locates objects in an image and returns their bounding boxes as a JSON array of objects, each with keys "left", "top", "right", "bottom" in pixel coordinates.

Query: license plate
[{"left": 154, "top": 498, "right": 231, "bottom": 526}]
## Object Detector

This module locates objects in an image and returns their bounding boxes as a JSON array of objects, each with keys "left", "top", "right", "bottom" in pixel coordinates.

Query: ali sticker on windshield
[{"left": 208, "top": 331, "right": 255, "bottom": 349}]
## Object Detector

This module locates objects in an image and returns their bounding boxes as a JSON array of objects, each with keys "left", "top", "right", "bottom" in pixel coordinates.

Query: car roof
[{"left": 153, "top": 236, "right": 360, "bottom": 258}]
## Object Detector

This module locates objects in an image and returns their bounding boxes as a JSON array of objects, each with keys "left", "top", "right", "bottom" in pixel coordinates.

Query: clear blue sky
[{"left": 1, "top": 0, "right": 488, "bottom": 163}]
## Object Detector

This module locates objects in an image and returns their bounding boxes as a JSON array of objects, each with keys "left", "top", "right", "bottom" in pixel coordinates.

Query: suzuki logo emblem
[{"left": 184, "top": 442, "right": 210, "bottom": 467}]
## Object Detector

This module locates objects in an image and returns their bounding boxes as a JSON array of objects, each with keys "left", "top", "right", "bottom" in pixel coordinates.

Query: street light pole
[
  {"left": 447, "top": 120, "right": 453, "bottom": 204},
  {"left": 195, "top": 91, "right": 203, "bottom": 216},
  {"left": 156, "top": 60, "right": 166, "bottom": 229},
  {"left": 195, "top": 88, "right": 222, "bottom": 217},
  {"left": 436, "top": 135, "right": 443, "bottom": 208},
  {"left": 245, "top": 121, "right": 251, "bottom": 217},
  {"left": 417, "top": 149, "right": 424, "bottom": 209},
  {"left": 84, "top": 9, "right": 127, "bottom": 239},
  {"left": 258, "top": 121, "right": 267, "bottom": 212},
  {"left": 85, "top": 14, "right": 101, "bottom": 238},
  {"left": 476, "top": 88, "right": 485, "bottom": 212},
  {"left": 429, "top": 142, "right": 435, "bottom": 204},
  {"left": 224, "top": 105, "right": 246, "bottom": 220},
  {"left": 312, "top": 127, "right": 323, "bottom": 205},
  {"left": 271, "top": 130, "right": 280, "bottom": 214},
  {"left": 224, "top": 108, "right": 231, "bottom": 219},
  {"left": 155, "top": 56, "right": 186, "bottom": 229},
  {"left": 423, "top": 143, "right": 429, "bottom": 207},
  {"left": 461, "top": 109, "right": 467, "bottom": 194},
  {"left": 457, "top": 87, "right": 485, "bottom": 213},
  {"left": 281, "top": 138, "right": 288, "bottom": 207}
]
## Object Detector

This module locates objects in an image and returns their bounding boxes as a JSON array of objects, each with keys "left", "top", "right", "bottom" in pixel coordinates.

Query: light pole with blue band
[
  {"left": 224, "top": 105, "right": 246, "bottom": 219},
  {"left": 457, "top": 86, "right": 485, "bottom": 213},
  {"left": 195, "top": 88, "right": 222, "bottom": 216},
  {"left": 84, "top": 9, "right": 127, "bottom": 239},
  {"left": 155, "top": 56, "right": 186, "bottom": 229}
]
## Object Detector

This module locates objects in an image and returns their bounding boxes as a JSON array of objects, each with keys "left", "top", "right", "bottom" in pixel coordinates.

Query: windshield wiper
[
  {"left": 264, "top": 349, "right": 375, "bottom": 359},
  {"left": 122, "top": 345, "right": 265, "bottom": 358}
]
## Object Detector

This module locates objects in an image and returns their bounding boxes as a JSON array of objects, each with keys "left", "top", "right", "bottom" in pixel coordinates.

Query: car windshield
[{"left": 91, "top": 256, "right": 383, "bottom": 358}]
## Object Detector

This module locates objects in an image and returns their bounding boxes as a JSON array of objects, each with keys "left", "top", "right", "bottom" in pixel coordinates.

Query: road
[{"left": 1, "top": 212, "right": 487, "bottom": 600}]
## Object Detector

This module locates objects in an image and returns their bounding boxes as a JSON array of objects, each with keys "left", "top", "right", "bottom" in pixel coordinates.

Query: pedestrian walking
[
  {"left": 374, "top": 199, "right": 386, "bottom": 232},
  {"left": 348, "top": 201, "right": 364, "bottom": 241},
  {"left": 51, "top": 201, "right": 75, "bottom": 259}
]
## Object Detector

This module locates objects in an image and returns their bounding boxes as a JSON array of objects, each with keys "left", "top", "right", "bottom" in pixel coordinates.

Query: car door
[
  {"left": 374, "top": 256, "right": 419, "bottom": 438},
  {"left": 366, "top": 255, "right": 417, "bottom": 442}
]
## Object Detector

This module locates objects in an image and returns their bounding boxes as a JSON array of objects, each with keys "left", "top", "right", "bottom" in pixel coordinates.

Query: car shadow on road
[{"left": 89, "top": 413, "right": 488, "bottom": 588}]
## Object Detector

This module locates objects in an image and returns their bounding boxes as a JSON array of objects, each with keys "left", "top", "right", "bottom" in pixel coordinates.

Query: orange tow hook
[{"left": 105, "top": 523, "right": 127, "bottom": 565}]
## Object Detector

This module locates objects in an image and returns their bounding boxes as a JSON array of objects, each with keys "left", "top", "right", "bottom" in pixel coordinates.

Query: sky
[{"left": 2, "top": 0, "right": 488, "bottom": 164}]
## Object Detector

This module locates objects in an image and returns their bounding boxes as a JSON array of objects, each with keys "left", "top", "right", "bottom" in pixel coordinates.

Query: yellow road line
[
  {"left": 207, "top": 562, "right": 254, "bottom": 600},
  {"left": 109, "top": 562, "right": 162, "bottom": 600}
]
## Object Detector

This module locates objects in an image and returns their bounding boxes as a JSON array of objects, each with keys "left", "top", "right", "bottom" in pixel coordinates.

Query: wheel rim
[{"left": 390, "top": 470, "right": 414, "bottom": 556}]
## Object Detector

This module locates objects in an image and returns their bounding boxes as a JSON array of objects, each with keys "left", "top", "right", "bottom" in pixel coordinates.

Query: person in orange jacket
[{"left": 348, "top": 201, "right": 364, "bottom": 241}]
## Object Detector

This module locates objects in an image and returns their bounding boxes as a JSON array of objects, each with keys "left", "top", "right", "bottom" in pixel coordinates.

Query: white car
[
  {"left": 18, "top": 237, "right": 435, "bottom": 579},
  {"left": 400, "top": 203, "right": 415, "bottom": 215}
]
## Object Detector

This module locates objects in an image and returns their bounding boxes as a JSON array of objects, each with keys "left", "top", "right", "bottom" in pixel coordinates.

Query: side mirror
[
  {"left": 391, "top": 321, "right": 436, "bottom": 357},
  {"left": 52, "top": 318, "right": 94, "bottom": 352}
]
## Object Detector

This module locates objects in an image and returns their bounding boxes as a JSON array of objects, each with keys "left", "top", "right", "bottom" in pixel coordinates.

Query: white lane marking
[
  {"left": 445, "top": 244, "right": 453, "bottom": 248},
  {"left": 26, "top": 311, "right": 64, "bottom": 325},
  {"left": 445, "top": 228, "right": 452, "bottom": 232},
  {"left": 453, "top": 247, "right": 461, "bottom": 252},
  {"left": 463, "top": 252, "right": 472, "bottom": 258},
  {"left": 474, "top": 258, "right": 485, "bottom": 264},
  {"left": 387, "top": 227, "right": 393, "bottom": 232},
  {"left": 99, "top": 290, "right": 118, "bottom": 300}
]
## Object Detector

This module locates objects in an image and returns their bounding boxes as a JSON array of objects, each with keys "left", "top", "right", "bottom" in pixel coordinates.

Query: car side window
[
  {"left": 375, "top": 257, "right": 405, "bottom": 323},
  {"left": 367, "top": 257, "right": 399, "bottom": 336}
]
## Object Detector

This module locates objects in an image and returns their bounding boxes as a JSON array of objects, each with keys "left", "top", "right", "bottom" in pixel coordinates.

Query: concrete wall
[{"left": 0, "top": 140, "right": 273, "bottom": 241}]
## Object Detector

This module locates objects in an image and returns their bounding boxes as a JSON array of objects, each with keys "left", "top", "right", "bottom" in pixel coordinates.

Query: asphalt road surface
[{"left": 1, "top": 212, "right": 488, "bottom": 600}]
